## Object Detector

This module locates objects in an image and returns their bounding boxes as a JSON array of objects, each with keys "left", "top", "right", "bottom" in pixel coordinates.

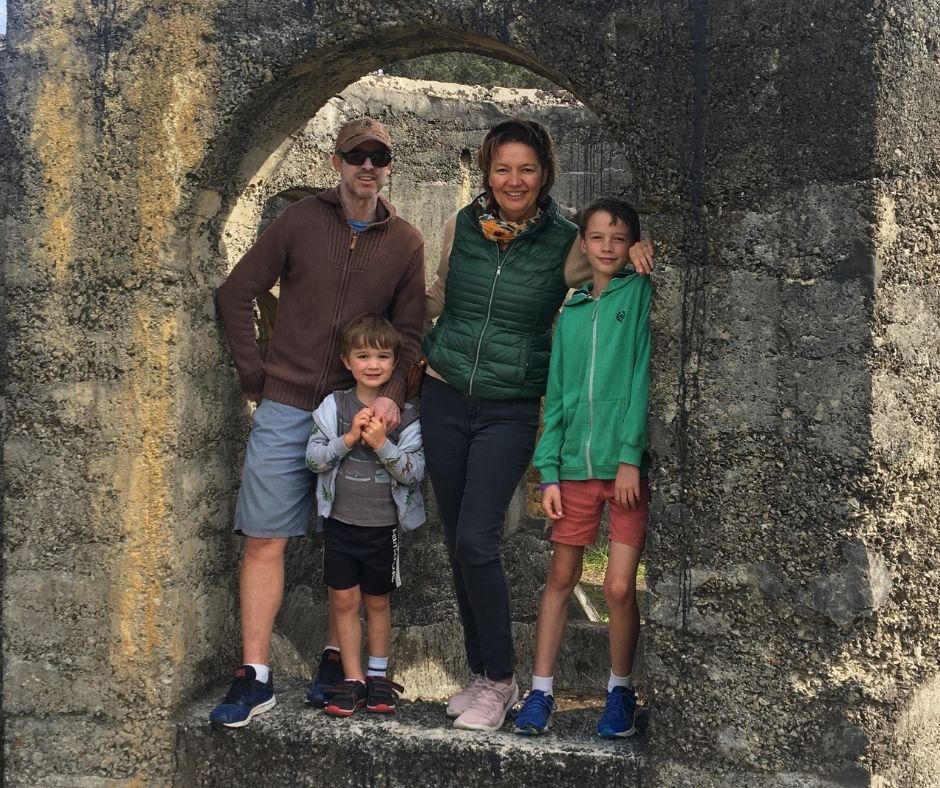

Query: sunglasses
[{"left": 339, "top": 148, "right": 393, "bottom": 167}]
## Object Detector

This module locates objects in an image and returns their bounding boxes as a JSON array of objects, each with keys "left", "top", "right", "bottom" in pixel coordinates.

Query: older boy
[{"left": 514, "top": 197, "right": 651, "bottom": 738}]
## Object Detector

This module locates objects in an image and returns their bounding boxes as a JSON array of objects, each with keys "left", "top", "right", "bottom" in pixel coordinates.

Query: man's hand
[
  {"left": 371, "top": 396, "right": 401, "bottom": 430},
  {"left": 245, "top": 392, "right": 262, "bottom": 405},
  {"left": 614, "top": 463, "right": 641, "bottom": 510},
  {"left": 629, "top": 240, "right": 654, "bottom": 275},
  {"left": 361, "top": 417, "right": 388, "bottom": 451},
  {"left": 344, "top": 407, "right": 372, "bottom": 448},
  {"left": 541, "top": 485, "right": 564, "bottom": 520}
]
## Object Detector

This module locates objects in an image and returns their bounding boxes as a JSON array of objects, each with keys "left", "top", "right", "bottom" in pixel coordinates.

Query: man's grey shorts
[{"left": 234, "top": 399, "right": 317, "bottom": 538}]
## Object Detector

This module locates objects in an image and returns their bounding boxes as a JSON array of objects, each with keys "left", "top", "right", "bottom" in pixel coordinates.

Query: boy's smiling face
[
  {"left": 342, "top": 344, "right": 396, "bottom": 391},
  {"left": 580, "top": 210, "right": 634, "bottom": 282}
]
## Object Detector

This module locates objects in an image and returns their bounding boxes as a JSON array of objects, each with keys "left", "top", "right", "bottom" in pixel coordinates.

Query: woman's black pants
[{"left": 419, "top": 377, "right": 539, "bottom": 680}]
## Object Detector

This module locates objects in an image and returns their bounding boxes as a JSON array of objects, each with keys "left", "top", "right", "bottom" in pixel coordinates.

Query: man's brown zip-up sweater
[{"left": 217, "top": 187, "right": 425, "bottom": 411}]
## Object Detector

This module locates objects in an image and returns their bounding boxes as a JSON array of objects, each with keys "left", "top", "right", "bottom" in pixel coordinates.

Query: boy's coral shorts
[{"left": 551, "top": 478, "right": 650, "bottom": 550}]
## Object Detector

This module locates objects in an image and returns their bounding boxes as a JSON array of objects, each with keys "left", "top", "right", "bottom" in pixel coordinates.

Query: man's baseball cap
[{"left": 334, "top": 118, "right": 393, "bottom": 152}]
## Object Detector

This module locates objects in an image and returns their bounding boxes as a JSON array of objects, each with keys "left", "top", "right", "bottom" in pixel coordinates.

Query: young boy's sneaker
[
  {"left": 366, "top": 676, "right": 404, "bottom": 713},
  {"left": 453, "top": 677, "right": 519, "bottom": 731},
  {"left": 306, "top": 648, "right": 344, "bottom": 707},
  {"left": 323, "top": 679, "right": 368, "bottom": 717},
  {"left": 512, "top": 689, "right": 555, "bottom": 735},
  {"left": 445, "top": 673, "right": 487, "bottom": 719},
  {"left": 596, "top": 686, "right": 637, "bottom": 738},
  {"left": 209, "top": 665, "right": 276, "bottom": 728}
]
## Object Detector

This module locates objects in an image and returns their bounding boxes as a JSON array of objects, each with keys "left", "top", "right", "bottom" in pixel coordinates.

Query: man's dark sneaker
[
  {"left": 513, "top": 689, "right": 555, "bottom": 735},
  {"left": 323, "top": 679, "right": 368, "bottom": 717},
  {"left": 209, "top": 665, "right": 276, "bottom": 728},
  {"left": 596, "top": 685, "right": 637, "bottom": 738},
  {"left": 306, "top": 648, "right": 344, "bottom": 707},
  {"left": 365, "top": 676, "right": 404, "bottom": 714}
]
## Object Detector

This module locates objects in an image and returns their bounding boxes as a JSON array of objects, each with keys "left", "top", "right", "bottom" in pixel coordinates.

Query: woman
[{"left": 421, "top": 119, "right": 653, "bottom": 732}]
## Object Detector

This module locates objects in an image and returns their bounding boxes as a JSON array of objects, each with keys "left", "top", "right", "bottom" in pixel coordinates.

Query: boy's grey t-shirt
[{"left": 329, "top": 389, "right": 417, "bottom": 528}]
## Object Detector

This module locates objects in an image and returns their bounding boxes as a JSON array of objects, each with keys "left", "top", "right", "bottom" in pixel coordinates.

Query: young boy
[
  {"left": 513, "top": 197, "right": 651, "bottom": 738},
  {"left": 305, "top": 313, "right": 425, "bottom": 717}
]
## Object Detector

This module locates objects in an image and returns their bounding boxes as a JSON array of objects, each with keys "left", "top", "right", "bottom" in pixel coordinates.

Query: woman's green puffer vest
[{"left": 423, "top": 198, "right": 577, "bottom": 399}]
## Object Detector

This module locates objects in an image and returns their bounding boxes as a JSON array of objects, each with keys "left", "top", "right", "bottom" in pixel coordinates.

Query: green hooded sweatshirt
[{"left": 533, "top": 271, "right": 651, "bottom": 483}]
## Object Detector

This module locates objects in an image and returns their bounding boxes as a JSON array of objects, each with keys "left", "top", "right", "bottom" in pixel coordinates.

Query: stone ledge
[{"left": 175, "top": 681, "right": 646, "bottom": 787}]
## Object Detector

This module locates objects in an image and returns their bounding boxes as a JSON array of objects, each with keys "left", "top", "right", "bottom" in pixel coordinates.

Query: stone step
[{"left": 176, "top": 680, "right": 646, "bottom": 787}]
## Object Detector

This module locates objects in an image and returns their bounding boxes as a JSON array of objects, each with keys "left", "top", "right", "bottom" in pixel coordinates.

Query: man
[{"left": 210, "top": 118, "right": 425, "bottom": 727}]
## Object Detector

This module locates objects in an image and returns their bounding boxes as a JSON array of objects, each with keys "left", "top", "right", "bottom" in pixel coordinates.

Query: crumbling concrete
[
  {"left": 175, "top": 680, "right": 646, "bottom": 787},
  {"left": 1, "top": 0, "right": 938, "bottom": 786}
]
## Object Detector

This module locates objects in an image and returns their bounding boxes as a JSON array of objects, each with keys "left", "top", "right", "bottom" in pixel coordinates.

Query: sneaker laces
[
  {"left": 519, "top": 689, "right": 553, "bottom": 719},
  {"left": 222, "top": 672, "right": 256, "bottom": 704},
  {"left": 603, "top": 686, "right": 630, "bottom": 722},
  {"left": 473, "top": 679, "right": 513, "bottom": 716},
  {"left": 452, "top": 673, "right": 487, "bottom": 703}
]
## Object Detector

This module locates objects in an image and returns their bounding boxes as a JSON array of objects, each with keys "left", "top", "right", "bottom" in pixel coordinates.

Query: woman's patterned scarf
[{"left": 474, "top": 194, "right": 542, "bottom": 246}]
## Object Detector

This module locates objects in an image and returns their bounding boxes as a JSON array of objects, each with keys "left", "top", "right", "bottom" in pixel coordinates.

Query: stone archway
[
  {"left": 2, "top": 2, "right": 938, "bottom": 786},
  {"left": 220, "top": 72, "right": 641, "bottom": 705}
]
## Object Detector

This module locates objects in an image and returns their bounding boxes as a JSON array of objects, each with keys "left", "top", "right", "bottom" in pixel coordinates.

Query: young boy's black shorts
[{"left": 323, "top": 517, "right": 400, "bottom": 596}]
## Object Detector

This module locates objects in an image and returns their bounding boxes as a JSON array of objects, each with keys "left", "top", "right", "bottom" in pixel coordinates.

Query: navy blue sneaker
[
  {"left": 306, "top": 648, "right": 345, "bottom": 707},
  {"left": 513, "top": 689, "right": 555, "bottom": 735},
  {"left": 209, "top": 665, "right": 276, "bottom": 728},
  {"left": 596, "top": 686, "right": 637, "bottom": 738}
]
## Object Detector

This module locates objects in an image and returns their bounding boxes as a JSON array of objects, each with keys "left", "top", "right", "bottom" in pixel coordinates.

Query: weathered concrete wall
[
  {"left": 864, "top": 3, "right": 940, "bottom": 784},
  {"left": 640, "top": 3, "right": 940, "bottom": 786},
  {"left": 1, "top": 1, "right": 938, "bottom": 786}
]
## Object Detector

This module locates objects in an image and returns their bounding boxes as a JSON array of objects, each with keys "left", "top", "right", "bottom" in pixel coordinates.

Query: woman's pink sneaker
[
  {"left": 445, "top": 673, "right": 487, "bottom": 718},
  {"left": 452, "top": 677, "right": 519, "bottom": 731}
]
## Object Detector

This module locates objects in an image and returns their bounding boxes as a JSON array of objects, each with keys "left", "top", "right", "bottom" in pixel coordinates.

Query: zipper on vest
[
  {"left": 468, "top": 244, "right": 516, "bottom": 395},
  {"left": 585, "top": 296, "right": 600, "bottom": 476},
  {"left": 349, "top": 231, "right": 358, "bottom": 250}
]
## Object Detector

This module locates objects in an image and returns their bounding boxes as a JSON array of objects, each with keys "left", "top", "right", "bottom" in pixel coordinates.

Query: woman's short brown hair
[
  {"left": 340, "top": 313, "right": 402, "bottom": 357},
  {"left": 476, "top": 118, "right": 558, "bottom": 204}
]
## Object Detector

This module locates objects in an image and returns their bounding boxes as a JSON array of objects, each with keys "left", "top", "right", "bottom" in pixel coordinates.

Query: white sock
[
  {"left": 531, "top": 675, "right": 554, "bottom": 696},
  {"left": 608, "top": 671, "right": 632, "bottom": 692},
  {"left": 367, "top": 656, "right": 388, "bottom": 677},
  {"left": 247, "top": 663, "right": 270, "bottom": 683},
  {"left": 324, "top": 644, "right": 340, "bottom": 654}
]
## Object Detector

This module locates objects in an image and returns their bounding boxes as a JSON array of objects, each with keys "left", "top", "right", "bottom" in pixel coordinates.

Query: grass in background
[
  {"left": 578, "top": 545, "right": 646, "bottom": 623},
  {"left": 526, "top": 459, "right": 648, "bottom": 623}
]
